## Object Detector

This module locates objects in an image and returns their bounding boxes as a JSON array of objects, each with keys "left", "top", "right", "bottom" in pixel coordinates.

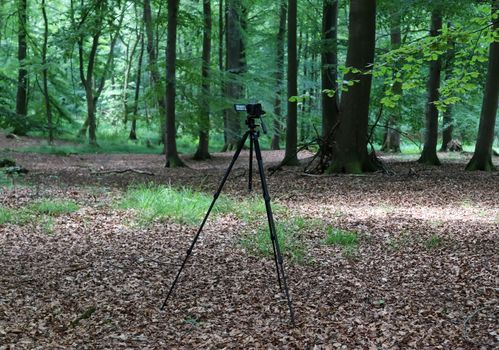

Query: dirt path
[{"left": 1, "top": 134, "right": 498, "bottom": 348}]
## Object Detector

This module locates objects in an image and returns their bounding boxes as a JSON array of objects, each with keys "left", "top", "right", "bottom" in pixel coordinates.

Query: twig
[{"left": 92, "top": 168, "right": 155, "bottom": 176}]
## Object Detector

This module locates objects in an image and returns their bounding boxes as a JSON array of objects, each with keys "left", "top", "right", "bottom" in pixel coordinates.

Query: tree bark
[
  {"left": 282, "top": 0, "right": 300, "bottom": 165},
  {"left": 271, "top": 0, "right": 287, "bottom": 150},
  {"left": 321, "top": 0, "right": 339, "bottom": 143},
  {"left": 223, "top": 0, "right": 244, "bottom": 151},
  {"left": 194, "top": 0, "right": 212, "bottom": 160},
  {"left": 144, "top": 0, "right": 167, "bottom": 145},
  {"left": 41, "top": 0, "right": 53, "bottom": 144},
  {"left": 418, "top": 10, "right": 442, "bottom": 165},
  {"left": 327, "top": 0, "right": 377, "bottom": 174},
  {"left": 14, "top": 0, "right": 28, "bottom": 135},
  {"left": 165, "top": 0, "right": 184, "bottom": 167},
  {"left": 466, "top": 1, "right": 499, "bottom": 171}
]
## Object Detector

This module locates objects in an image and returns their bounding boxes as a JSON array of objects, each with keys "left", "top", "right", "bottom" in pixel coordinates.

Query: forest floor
[{"left": 0, "top": 133, "right": 498, "bottom": 349}]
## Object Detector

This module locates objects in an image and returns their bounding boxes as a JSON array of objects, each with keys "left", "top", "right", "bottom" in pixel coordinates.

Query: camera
[{"left": 234, "top": 103, "right": 265, "bottom": 117}]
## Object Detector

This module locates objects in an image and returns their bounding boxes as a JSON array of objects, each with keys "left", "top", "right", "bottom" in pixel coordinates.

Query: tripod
[{"left": 161, "top": 108, "right": 295, "bottom": 324}]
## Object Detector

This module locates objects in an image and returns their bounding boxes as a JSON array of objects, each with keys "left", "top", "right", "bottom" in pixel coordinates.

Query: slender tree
[
  {"left": 41, "top": 0, "right": 52, "bottom": 143},
  {"left": 282, "top": 0, "right": 300, "bottom": 165},
  {"left": 328, "top": 0, "right": 377, "bottom": 173},
  {"left": 14, "top": 0, "right": 28, "bottom": 135},
  {"left": 381, "top": 10, "right": 402, "bottom": 153},
  {"left": 194, "top": 0, "right": 212, "bottom": 160},
  {"left": 165, "top": 0, "right": 184, "bottom": 167},
  {"left": 144, "top": 0, "right": 167, "bottom": 145},
  {"left": 223, "top": 0, "right": 245, "bottom": 151},
  {"left": 321, "top": 0, "right": 339, "bottom": 142},
  {"left": 466, "top": 1, "right": 499, "bottom": 171},
  {"left": 418, "top": 10, "right": 442, "bottom": 165},
  {"left": 130, "top": 31, "right": 144, "bottom": 140},
  {"left": 271, "top": 0, "right": 287, "bottom": 150},
  {"left": 440, "top": 30, "right": 455, "bottom": 152}
]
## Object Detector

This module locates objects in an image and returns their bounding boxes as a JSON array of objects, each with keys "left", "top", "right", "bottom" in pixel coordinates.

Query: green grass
[
  {"left": 241, "top": 217, "right": 314, "bottom": 263},
  {"left": 0, "top": 206, "right": 13, "bottom": 224},
  {"left": 30, "top": 199, "right": 79, "bottom": 216},
  {"left": 325, "top": 227, "right": 359, "bottom": 248},
  {"left": 424, "top": 235, "right": 443, "bottom": 249},
  {"left": 118, "top": 184, "right": 285, "bottom": 225}
]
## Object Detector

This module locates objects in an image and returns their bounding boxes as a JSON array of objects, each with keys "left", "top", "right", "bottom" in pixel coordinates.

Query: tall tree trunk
[
  {"left": 165, "top": 0, "right": 184, "bottom": 167},
  {"left": 194, "top": 0, "right": 212, "bottom": 160},
  {"left": 271, "top": 0, "right": 287, "bottom": 150},
  {"left": 381, "top": 10, "right": 402, "bottom": 153},
  {"left": 41, "top": 0, "right": 53, "bottom": 144},
  {"left": 130, "top": 32, "right": 145, "bottom": 140},
  {"left": 224, "top": 0, "right": 244, "bottom": 151},
  {"left": 282, "top": 0, "right": 300, "bottom": 165},
  {"left": 466, "top": 1, "right": 499, "bottom": 171},
  {"left": 440, "top": 28, "right": 455, "bottom": 152},
  {"left": 14, "top": 0, "right": 28, "bottom": 135},
  {"left": 418, "top": 10, "right": 442, "bottom": 165},
  {"left": 144, "top": 0, "right": 167, "bottom": 145},
  {"left": 322, "top": 0, "right": 339, "bottom": 143},
  {"left": 327, "top": 0, "right": 377, "bottom": 174},
  {"left": 123, "top": 35, "right": 140, "bottom": 127}
]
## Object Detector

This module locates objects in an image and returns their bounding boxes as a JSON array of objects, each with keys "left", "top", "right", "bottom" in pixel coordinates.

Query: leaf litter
[{"left": 0, "top": 149, "right": 498, "bottom": 349}]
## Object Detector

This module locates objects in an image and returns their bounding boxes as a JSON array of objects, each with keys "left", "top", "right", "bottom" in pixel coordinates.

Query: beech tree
[
  {"left": 466, "top": 0, "right": 499, "bottom": 171},
  {"left": 14, "top": 0, "right": 28, "bottom": 135},
  {"left": 328, "top": 0, "right": 377, "bottom": 173},
  {"left": 282, "top": 0, "right": 299, "bottom": 166},
  {"left": 194, "top": 0, "right": 212, "bottom": 160},
  {"left": 418, "top": 9, "right": 443, "bottom": 165},
  {"left": 165, "top": 0, "right": 184, "bottom": 167}
]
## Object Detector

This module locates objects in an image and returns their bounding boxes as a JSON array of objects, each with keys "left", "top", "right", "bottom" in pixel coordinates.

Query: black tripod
[{"left": 161, "top": 104, "right": 295, "bottom": 324}]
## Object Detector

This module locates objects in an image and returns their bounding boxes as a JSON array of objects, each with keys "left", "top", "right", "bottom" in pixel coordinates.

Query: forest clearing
[{"left": 1, "top": 135, "right": 498, "bottom": 348}]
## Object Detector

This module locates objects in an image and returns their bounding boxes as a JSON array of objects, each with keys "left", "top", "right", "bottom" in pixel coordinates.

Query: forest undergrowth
[{"left": 0, "top": 137, "right": 498, "bottom": 349}]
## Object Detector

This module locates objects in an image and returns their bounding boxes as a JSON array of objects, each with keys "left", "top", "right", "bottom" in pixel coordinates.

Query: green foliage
[
  {"left": 30, "top": 199, "right": 79, "bottom": 216},
  {"left": 0, "top": 206, "right": 14, "bottom": 225},
  {"left": 325, "top": 227, "right": 359, "bottom": 248},
  {"left": 118, "top": 184, "right": 284, "bottom": 226},
  {"left": 241, "top": 217, "right": 311, "bottom": 263},
  {"left": 425, "top": 234, "right": 443, "bottom": 249}
]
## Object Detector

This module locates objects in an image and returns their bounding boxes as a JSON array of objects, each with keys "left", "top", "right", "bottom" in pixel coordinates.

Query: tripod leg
[
  {"left": 252, "top": 132, "right": 295, "bottom": 324},
  {"left": 248, "top": 135, "right": 253, "bottom": 192},
  {"left": 161, "top": 131, "right": 250, "bottom": 310}
]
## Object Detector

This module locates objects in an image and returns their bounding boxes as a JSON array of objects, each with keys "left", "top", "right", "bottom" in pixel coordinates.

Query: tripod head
[{"left": 234, "top": 103, "right": 268, "bottom": 134}]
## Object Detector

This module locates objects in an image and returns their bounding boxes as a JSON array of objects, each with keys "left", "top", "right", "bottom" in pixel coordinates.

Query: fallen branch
[{"left": 92, "top": 169, "right": 155, "bottom": 176}]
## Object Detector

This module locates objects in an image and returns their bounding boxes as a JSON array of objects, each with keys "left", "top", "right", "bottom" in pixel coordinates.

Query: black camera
[{"left": 234, "top": 103, "right": 266, "bottom": 117}]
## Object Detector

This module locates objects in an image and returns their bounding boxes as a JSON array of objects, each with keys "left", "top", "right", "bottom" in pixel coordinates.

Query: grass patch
[
  {"left": 325, "top": 227, "right": 359, "bottom": 248},
  {"left": 241, "top": 217, "right": 313, "bottom": 263},
  {"left": 424, "top": 235, "right": 443, "bottom": 249},
  {"left": 30, "top": 199, "right": 79, "bottom": 216},
  {"left": 0, "top": 206, "right": 14, "bottom": 224},
  {"left": 118, "top": 184, "right": 285, "bottom": 226}
]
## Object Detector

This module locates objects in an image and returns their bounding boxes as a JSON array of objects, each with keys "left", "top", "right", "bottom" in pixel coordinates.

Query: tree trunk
[
  {"left": 194, "top": 0, "right": 212, "bottom": 160},
  {"left": 466, "top": 1, "right": 499, "bottom": 171},
  {"left": 224, "top": 0, "right": 244, "bottom": 151},
  {"left": 418, "top": 10, "right": 442, "bottom": 165},
  {"left": 130, "top": 32, "right": 145, "bottom": 141},
  {"left": 144, "top": 0, "right": 167, "bottom": 146},
  {"left": 440, "top": 28, "right": 455, "bottom": 152},
  {"left": 271, "top": 0, "right": 287, "bottom": 151},
  {"left": 327, "top": 0, "right": 377, "bottom": 174},
  {"left": 14, "top": 0, "right": 28, "bottom": 135},
  {"left": 282, "top": 0, "right": 300, "bottom": 165},
  {"left": 123, "top": 35, "right": 140, "bottom": 127},
  {"left": 41, "top": 0, "right": 53, "bottom": 144},
  {"left": 165, "top": 0, "right": 184, "bottom": 167},
  {"left": 381, "top": 10, "right": 402, "bottom": 153},
  {"left": 322, "top": 0, "right": 339, "bottom": 143}
]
